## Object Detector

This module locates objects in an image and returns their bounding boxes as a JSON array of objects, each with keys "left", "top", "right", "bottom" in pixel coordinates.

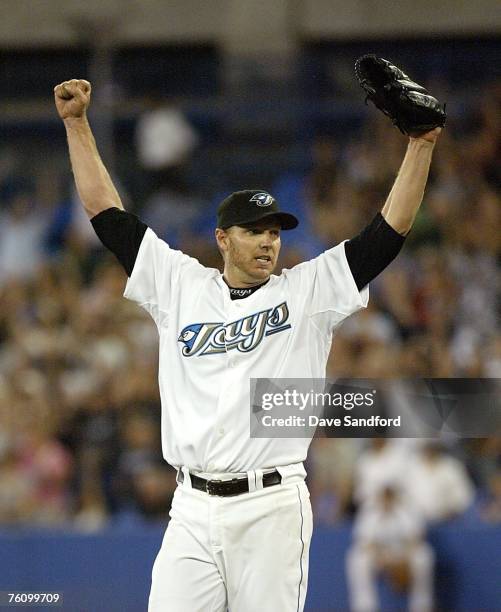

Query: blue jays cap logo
[{"left": 250, "top": 192, "right": 274, "bottom": 207}]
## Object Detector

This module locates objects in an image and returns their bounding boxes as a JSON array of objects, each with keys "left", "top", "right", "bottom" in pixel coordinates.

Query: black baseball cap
[{"left": 217, "top": 189, "right": 299, "bottom": 230}]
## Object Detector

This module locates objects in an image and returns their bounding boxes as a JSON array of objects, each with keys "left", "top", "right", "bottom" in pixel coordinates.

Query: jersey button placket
[
  {"left": 224, "top": 316, "right": 234, "bottom": 368},
  {"left": 212, "top": 313, "right": 233, "bottom": 455}
]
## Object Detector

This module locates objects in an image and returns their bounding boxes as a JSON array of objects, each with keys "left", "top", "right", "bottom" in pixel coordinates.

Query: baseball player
[
  {"left": 346, "top": 485, "right": 434, "bottom": 612},
  {"left": 54, "top": 78, "right": 440, "bottom": 611}
]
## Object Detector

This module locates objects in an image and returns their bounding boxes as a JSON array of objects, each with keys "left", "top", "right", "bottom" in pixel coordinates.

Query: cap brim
[{"left": 238, "top": 211, "right": 299, "bottom": 230}]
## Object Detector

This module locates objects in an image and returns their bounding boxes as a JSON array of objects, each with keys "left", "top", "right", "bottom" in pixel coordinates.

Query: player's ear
[{"left": 215, "top": 227, "right": 229, "bottom": 252}]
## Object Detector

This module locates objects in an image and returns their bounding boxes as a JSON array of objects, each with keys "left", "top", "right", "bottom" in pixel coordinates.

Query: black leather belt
[{"left": 190, "top": 470, "right": 282, "bottom": 497}]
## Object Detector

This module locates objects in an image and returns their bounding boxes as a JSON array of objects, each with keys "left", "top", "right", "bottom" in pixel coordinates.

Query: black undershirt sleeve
[
  {"left": 344, "top": 212, "right": 406, "bottom": 291},
  {"left": 90, "top": 207, "right": 148, "bottom": 276}
]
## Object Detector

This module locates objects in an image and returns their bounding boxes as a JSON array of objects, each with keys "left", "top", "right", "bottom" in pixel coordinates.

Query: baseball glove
[{"left": 355, "top": 55, "right": 446, "bottom": 135}]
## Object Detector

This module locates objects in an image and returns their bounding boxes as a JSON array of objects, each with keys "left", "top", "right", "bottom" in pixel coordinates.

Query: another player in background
[
  {"left": 54, "top": 78, "right": 441, "bottom": 612},
  {"left": 346, "top": 484, "right": 434, "bottom": 612}
]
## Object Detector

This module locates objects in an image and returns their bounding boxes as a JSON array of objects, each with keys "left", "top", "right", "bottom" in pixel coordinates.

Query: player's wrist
[
  {"left": 407, "top": 137, "right": 436, "bottom": 152},
  {"left": 408, "top": 127, "right": 441, "bottom": 147},
  {"left": 63, "top": 114, "right": 89, "bottom": 130}
]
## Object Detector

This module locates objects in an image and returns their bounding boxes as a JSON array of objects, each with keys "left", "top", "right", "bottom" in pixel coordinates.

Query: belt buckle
[{"left": 206, "top": 479, "right": 223, "bottom": 496}]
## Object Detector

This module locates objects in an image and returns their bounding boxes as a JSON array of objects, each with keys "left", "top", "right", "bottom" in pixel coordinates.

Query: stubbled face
[{"left": 215, "top": 218, "right": 281, "bottom": 287}]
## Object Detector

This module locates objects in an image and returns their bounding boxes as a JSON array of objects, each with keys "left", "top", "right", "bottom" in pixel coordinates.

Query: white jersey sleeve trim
[{"left": 310, "top": 240, "right": 369, "bottom": 317}]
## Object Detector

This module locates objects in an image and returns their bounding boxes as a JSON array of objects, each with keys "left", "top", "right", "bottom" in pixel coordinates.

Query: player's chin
[
  {"left": 251, "top": 261, "right": 274, "bottom": 278},
  {"left": 250, "top": 266, "right": 273, "bottom": 281}
]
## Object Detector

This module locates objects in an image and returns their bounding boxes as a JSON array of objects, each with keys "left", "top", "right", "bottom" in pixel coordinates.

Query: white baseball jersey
[
  {"left": 124, "top": 227, "right": 368, "bottom": 473},
  {"left": 354, "top": 500, "right": 425, "bottom": 552}
]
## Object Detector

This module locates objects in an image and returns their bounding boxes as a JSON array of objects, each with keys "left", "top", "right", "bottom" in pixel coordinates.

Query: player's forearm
[
  {"left": 64, "top": 116, "right": 124, "bottom": 218},
  {"left": 381, "top": 138, "right": 436, "bottom": 235}
]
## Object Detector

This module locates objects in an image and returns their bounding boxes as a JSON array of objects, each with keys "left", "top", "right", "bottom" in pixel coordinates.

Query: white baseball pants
[{"left": 148, "top": 473, "right": 312, "bottom": 612}]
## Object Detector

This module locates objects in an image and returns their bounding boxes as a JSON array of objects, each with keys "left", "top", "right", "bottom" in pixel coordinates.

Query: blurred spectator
[
  {"left": 134, "top": 98, "right": 204, "bottom": 246},
  {"left": 0, "top": 448, "right": 35, "bottom": 524},
  {"left": 135, "top": 98, "right": 198, "bottom": 177},
  {"left": 17, "top": 426, "right": 73, "bottom": 525},
  {"left": 141, "top": 183, "right": 205, "bottom": 248},
  {"left": 346, "top": 485, "right": 434, "bottom": 612},
  {"left": 464, "top": 438, "right": 501, "bottom": 491},
  {"left": 73, "top": 480, "right": 109, "bottom": 532},
  {"left": 308, "top": 438, "right": 361, "bottom": 524},
  {"left": 0, "top": 190, "right": 49, "bottom": 286},
  {"left": 407, "top": 442, "right": 474, "bottom": 522},
  {"left": 0, "top": 148, "right": 24, "bottom": 204},
  {"left": 113, "top": 413, "right": 161, "bottom": 507},
  {"left": 271, "top": 136, "right": 342, "bottom": 258},
  {"left": 129, "top": 464, "right": 176, "bottom": 523},
  {"left": 480, "top": 468, "right": 501, "bottom": 523},
  {"left": 0, "top": 426, "right": 73, "bottom": 526},
  {"left": 483, "top": 334, "right": 501, "bottom": 377}
]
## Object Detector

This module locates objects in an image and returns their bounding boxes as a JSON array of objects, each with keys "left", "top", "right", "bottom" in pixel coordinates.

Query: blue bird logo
[
  {"left": 250, "top": 192, "right": 274, "bottom": 207},
  {"left": 178, "top": 324, "right": 203, "bottom": 352}
]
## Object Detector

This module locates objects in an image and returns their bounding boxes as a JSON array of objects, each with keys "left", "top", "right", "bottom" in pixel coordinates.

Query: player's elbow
[{"left": 81, "top": 193, "right": 124, "bottom": 219}]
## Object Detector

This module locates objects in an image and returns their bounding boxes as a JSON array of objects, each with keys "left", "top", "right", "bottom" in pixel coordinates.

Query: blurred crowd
[{"left": 0, "top": 78, "right": 499, "bottom": 540}]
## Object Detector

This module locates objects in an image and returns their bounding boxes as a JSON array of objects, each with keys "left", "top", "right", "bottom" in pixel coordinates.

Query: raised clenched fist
[{"left": 54, "top": 79, "right": 91, "bottom": 120}]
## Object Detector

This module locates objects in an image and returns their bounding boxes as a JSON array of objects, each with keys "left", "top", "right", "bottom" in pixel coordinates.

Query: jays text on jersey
[{"left": 123, "top": 227, "right": 368, "bottom": 474}]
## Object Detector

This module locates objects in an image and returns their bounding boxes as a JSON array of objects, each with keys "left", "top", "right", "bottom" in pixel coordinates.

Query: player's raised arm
[
  {"left": 344, "top": 56, "right": 445, "bottom": 291},
  {"left": 354, "top": 55, "right": 445, "bottom": 236},
  {"left": 381, "top": 128, "right": 441, "bottom": 235},
  {"left": 55, "top": 79, "right": 149, "bottom": 277},
  {"left": 54, "top": 79, "right": 124, "bottom": 218},
  {"left": 343, "top": 128, "right": 441, "bottom": 291}
]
